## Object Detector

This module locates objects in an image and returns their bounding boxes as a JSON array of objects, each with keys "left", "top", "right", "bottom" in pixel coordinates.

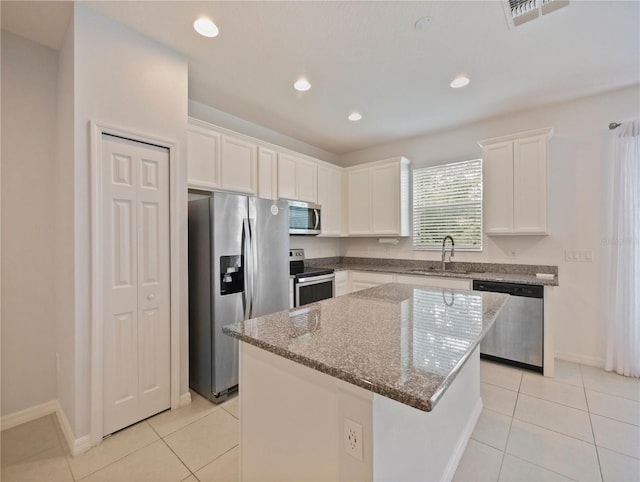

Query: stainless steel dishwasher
[{"left": 473, "top": 280, "right": 544, "bottom": 372}]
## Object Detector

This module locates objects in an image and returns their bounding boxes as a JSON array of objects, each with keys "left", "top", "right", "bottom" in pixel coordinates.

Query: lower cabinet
[
  {"left": 342, "top": 270, "right": 471, "bottom": 294},
  {"left": 349, "top": 271, "right": 395, "bottom": 293},
  {"left": 334, "top": 271, "right": 349, "bottom": 297},
  {"left": 395, "top": 275, "right": 471, "bottom": 290}
]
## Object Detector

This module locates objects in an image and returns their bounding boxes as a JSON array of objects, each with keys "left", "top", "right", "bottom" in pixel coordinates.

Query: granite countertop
[
  {"left": 305, "top": 257, "right": 559, "bottom": 286},
  {"left": 223, "top": 283, "right": 509, "bottom": 412}
]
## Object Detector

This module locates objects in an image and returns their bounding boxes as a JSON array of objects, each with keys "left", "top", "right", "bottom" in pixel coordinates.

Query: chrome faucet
[{"left": 441, "top": 235, "right": 455, "bottom": 270}]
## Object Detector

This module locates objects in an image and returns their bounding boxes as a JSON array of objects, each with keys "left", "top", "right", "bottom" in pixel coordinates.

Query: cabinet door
[
  {"left": 258, "top": 147, "right": 278, "bottom": 200},
  {"left": 395, "top": 274, "right": 471, "bottom": 290},
  {"left": 187, "top": 124, "right": 220, "bottom": 190},
  {"left": 350, "top": 271, "right": 394, "bottom": 293},
  {"left": 277, "top": 153, "right": 297, "bottom": 200},
  {"left": 372, "top": 162, "right": 400, "bottom": 235},
  {"left": 334, "top": 271, "right": 349, "bottom": 296},
  {"left": 513, "top": 135, "right": 547, "bottom": 234},
  {"left": 296, "top": 158, "right": 318, "bottom": 203},
  {"left": 220, "top": 135, "right": 257, "bottom": 195},
  {"left": 483, "top": 141, "right": 514, "bottom": 234},
  {"left": 347, "top": 168, "right": 372, "bottom": 235},
  {"left": 317, "top": 165, "right": 343, "bottom": 236}
]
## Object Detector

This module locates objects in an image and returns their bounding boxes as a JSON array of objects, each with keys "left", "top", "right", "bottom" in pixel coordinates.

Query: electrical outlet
[{"left": 343, "top": 418, "right": 363, "bottom": 461}]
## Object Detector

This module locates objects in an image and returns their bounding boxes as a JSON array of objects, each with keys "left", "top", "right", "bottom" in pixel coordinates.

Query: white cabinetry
[
  {"left": 479, "top": 128, "right": 552, "bottom": 235},
  {"left": 334, "top": 271, "right": 349, "bottom": 297},
  {"left": 346, "top": 157, "right": 410, "bottom": 237},
  {"left": 187, "top": 121, "right": 220, "bottom": 190},
  {"left": 220, "top": 134, "right": 257, "bottom": 195},
  {"left": 395, "top": 274, "right": 471, "bottom": 290},
  {"left": 349, "top": 271, "right": 395, "bottom": 293},
  {"left": 258, "top": 147, "right": 278, "bottom": 200},
  {"left": 317, "top": 164, "right": 343, "bottom": 236},
  {"left": 277, "top": 153, "right": 317, "bottom": 203},
  {"left": 187, "top": 118, "right": 258, "bottom": 195}
]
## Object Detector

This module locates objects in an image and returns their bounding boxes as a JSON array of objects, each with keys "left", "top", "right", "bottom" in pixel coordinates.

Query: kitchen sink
[{"left": 406, "top": 268, "right": 485, "bottom": 275}]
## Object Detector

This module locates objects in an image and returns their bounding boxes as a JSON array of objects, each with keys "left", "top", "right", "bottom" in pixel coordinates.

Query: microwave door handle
[{"left": 313, "top": 209, "right": 320, "bottom": 230}]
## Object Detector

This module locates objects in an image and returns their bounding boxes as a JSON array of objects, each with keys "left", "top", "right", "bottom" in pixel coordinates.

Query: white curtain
[{"left": 605, "top": 119, "right": 640, "bottom": 378}]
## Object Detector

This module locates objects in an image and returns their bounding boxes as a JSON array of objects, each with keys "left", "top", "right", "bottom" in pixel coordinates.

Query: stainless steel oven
[{"left": 290, "top": 249, "right": 335, "bottom": 307}]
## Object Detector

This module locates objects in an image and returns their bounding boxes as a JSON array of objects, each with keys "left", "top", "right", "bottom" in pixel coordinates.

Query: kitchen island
[{"left": 224, "top": 283, "right": 509, "bottom": 481}]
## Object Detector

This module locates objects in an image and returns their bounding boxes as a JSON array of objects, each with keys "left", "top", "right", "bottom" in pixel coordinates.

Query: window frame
[{"left": 412, "top": 158, "right": 483, "bottom": 251}]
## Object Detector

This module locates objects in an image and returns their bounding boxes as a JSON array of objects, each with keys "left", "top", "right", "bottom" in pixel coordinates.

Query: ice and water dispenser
[{"left": 220, "top": 255, "right": 244, "bottom": 295}]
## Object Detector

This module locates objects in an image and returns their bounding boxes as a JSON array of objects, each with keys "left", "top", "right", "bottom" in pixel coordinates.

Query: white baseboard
[
  {"left": 1, "top": 400, "right": 59, "bottom": 431},
  {"left": 1, "top": 400, "right": 91, "bottom": 456},
  {"left": 556, "top": 351, "right": 605, "bottom": 368},
  {"left": 179, "top": 391, "right": 192, "bottom": 407},
  {"left": 55, "top": 402, "right": 92, "bottom": 456},
  {"left": 442, "top": 398, "right": 483, "bottom": 482}
]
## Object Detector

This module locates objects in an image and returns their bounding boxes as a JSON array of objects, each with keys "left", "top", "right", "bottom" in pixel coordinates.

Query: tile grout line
[
  {"left": 74, "top": 425, "right": 160, "bottom": 481},
  {"left": 148, "top": 421, "right": 198, "bottom": 481},
  {"left": 495, "top": 370, "right": 523, "bottom": 481},
  {"left": 581, "top": 364, "right": 605, "bottom": 482}
]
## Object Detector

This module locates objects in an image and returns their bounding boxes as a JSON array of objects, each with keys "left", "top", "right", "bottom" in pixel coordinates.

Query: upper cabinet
[
  {"left": 479, "top": 128, "right": 553, "bottom": 235},
  {"left": 317, "top": 163, "right": 343, "bottom": 236},
  {"left": 257, "top": 146, "right": 278, "bottom": 200},
  {"left": 187, "top": 121, "right": 221, "bottom": 190},
  {"left": 187, "top": 119, "right": 258, "bottom": 195},
  {"left": 345, "top": 157, "right": 411, "bottom": 237},
  {"left": 277, "top": 153, "right": 317, "bottom": 203},
  {"left": 220, "top": 134, "right": 258, "bottom": 195}
]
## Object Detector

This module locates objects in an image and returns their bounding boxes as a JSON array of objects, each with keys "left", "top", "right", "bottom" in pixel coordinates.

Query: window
[{"left": 412, "top": 159, "right": 482, "bottom": 250}]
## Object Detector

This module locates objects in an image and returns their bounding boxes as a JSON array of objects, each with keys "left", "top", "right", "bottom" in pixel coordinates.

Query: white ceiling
[{"left": 3, "top": 1, "right": 639, "bottom": 155}]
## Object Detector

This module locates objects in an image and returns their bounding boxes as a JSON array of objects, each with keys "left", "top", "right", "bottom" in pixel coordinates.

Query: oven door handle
[{"left": 296, "top": 273, "right": 335, "bottom": 285}]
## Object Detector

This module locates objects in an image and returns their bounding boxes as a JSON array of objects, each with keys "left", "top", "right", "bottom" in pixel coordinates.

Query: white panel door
[
  {"left": 102, "top": 134, "right": 170, "bottom": 436},
  {"left": 513, "top": 135, "right": 547, "bottom": 233},
  {"left": 482, "top": 141, "right": 514, "bottom": 234},
  {"left": 277, "top": 153, "right": 297, "bottom": 200},
  {"left": 187, "top": 123, "right": 220, "bottom": 190},
  {"left": 347, "top": 168, "right": 372, "bottom": 235},
  {"left": 258, "top": 147, "right": 278, "bottom": 200},
  {"left": 296, "top": 158, "right": 318, "bottom": 203},
  {"left": 371, "top": 162, "right": 400, "bottom": 235},
  {"left": 220, "top": 135, "right": 257, "bottom": 195}
]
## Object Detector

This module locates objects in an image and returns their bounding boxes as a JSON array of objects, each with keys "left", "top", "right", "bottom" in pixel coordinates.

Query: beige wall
[
  {"left": 1, "top": 31, "right": 58, "bottom": 415},
  {"left": 336, "top": 85, "right": 640, "bottom": 366},
  {"left": 61, "top": 4, "right": 189, "bottom": 438}
]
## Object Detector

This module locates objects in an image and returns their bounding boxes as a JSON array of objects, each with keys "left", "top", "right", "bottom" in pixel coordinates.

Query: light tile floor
[
  {"left": 1, "top": 392, "right": 239, "bottom": 482},
  {"left": 1, "top": 360, "right": 638, "bottom": 482},
  {"left": 454, "top": 360, "right": 640, "bottom": 482}
]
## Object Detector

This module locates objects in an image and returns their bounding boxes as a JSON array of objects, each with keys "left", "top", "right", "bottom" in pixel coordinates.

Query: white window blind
[{"left": 413, "top": 159, "right": 482, "bottom": 250}]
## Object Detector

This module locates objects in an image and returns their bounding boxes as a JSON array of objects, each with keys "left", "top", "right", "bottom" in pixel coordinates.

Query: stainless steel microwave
[{"left": 287, "top": 200, "right": 321, "bottom": 235}]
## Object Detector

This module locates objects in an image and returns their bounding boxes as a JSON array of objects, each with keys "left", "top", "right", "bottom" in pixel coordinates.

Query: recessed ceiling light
[
  {"left": 414, "top": 16, "right": 432, "bottom": 30},
  {"left": 194, "top": 17, "right": 219, "bottom": 38},
  {"left": 293, "top": 78, "right": 311, "bottom": 92},
  {"left": 348, "top": 112, "right": 362, "bottom": 121},
  {"left": 450, "top": 75, "right": 470, "bottom": 89}
]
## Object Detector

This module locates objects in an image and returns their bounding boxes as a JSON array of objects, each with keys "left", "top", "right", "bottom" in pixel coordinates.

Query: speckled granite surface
[
  {"left": 305, "top": 256, "right": 559, "bottom": 286},
  {"left": 223, "top": 283, "right": 509, "bottom": 412}
]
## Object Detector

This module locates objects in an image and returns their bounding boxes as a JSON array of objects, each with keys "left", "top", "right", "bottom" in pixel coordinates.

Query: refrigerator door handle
[
  {"left": 242, "top": 218, "right": 253, "bottom": 320},
  {"left": 248, "top": 218, "right": 257, "bottom": 319}
]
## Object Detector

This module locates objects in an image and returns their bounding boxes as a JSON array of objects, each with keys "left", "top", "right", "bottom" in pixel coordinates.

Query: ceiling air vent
[{"left": 503, "top": 0, "right": 569, "bottom": 28}]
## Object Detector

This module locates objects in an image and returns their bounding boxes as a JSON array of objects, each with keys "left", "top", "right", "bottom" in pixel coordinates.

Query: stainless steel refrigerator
[{"left": 188, "top": 193, "right": 290, "bottom": 402}]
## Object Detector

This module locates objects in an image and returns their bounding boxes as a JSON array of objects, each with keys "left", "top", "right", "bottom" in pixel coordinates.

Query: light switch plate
[{"left": 565, "top": 249, "right": 593, "bottom": 262}]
